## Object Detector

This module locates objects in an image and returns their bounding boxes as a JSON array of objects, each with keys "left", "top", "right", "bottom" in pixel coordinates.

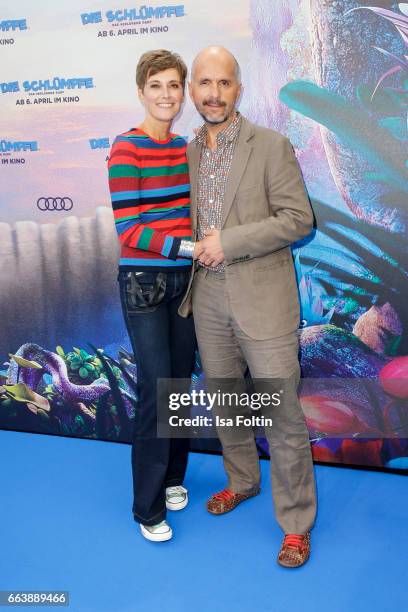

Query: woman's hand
[{"left": 193, "top": 241, "right": 204, "bottom": 260}]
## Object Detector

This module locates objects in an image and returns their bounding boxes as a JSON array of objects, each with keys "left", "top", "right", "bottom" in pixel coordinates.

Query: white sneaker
[
  {"left": 166, "top": 485, "right": 188, "bottom": 511},
  {"left": 140, "top": 520, "right": 172, "bottom": 542}
]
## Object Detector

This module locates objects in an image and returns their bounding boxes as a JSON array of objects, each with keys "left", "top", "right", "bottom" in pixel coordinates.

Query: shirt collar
[{"left": 195, "top": 112, "right": 241, "bottom": 146}]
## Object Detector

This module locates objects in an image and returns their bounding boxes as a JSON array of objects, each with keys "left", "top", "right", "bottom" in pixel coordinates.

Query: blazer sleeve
[
  {"left": 220, "top": 136, "right": 314, "bottom": 263},
  {"left": 108, "top": 137, "right": 182, "bottom": 260}
]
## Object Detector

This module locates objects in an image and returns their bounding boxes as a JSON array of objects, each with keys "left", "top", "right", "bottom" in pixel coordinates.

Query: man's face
[{"left": 189, "top": 54, "right": 241, "bottom": 125}]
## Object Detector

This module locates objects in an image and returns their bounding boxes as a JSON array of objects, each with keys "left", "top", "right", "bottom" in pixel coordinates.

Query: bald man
[{"left": 179, "top": 46, "right": 317, "bottom": 568}]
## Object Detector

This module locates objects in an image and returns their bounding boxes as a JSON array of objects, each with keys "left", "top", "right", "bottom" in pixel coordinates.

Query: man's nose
[{"left": 208, "top": 82, "right": 220, "bottom": 98}]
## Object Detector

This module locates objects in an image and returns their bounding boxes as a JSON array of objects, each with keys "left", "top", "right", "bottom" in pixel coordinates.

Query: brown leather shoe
[
  {"left": 277, "top": 532, "right": 311, "bottom": 568},
  {"left": 206, "top": 488, "right": 260, "bottom": 515}
]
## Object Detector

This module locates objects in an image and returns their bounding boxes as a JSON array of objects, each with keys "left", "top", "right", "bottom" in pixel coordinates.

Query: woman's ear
[{"left": 137, "top": 87, "right": 144, "bottom": 104}]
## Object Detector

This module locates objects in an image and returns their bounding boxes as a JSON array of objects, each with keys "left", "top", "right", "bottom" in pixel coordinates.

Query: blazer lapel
[
  {"left": 187, "top": 140, "right": 202, "bottom": 235},
  {"left": 222, "top": 117, "right": 254, "bottom": 226}
]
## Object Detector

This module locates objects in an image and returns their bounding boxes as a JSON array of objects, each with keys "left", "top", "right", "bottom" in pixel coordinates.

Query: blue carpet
[{"left": 0, "top": 430, "right": 406, "bottom": 612}]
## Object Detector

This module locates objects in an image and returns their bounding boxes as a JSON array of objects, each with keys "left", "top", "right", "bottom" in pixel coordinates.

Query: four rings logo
[{"left": 37, "top": 197, "right": 73, "bottom": 211}]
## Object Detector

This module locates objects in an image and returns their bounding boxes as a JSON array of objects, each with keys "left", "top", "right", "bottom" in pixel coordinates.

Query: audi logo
[{"left": 37, "top": 197, "right": 74, "bottom": 211}]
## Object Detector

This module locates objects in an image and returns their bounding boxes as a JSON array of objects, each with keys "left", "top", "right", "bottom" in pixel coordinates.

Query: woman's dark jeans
[{"left": 118, "top": 269, "right": 196, "bottom": 526}]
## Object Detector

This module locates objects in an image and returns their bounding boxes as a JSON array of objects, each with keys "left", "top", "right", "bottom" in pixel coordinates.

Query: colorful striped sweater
[{"left": 108, "top": 128, "right": 192, "bottom": 270}]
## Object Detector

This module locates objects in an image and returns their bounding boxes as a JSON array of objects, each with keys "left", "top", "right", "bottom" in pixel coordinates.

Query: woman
[{"left": 108, "top": 49, "right": 197, "bottom": 542}]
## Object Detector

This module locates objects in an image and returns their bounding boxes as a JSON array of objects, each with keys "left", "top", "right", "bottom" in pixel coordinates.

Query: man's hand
[{"left": 199, "top": 229, "right": 225, "bottom": 267}]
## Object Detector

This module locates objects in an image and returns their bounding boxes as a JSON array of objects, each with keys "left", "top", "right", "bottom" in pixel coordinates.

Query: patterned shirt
[
  {"left": 196, "top": 113, "right": 242, "bottom": 273},
  {"left": 108, "top": 128, "right": 192, "bottom": 270}
]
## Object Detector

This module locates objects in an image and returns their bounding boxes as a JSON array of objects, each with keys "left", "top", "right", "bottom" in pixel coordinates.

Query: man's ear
[
  {"left": 188, "top": 81, "right": 193, "bottom": 101},
  {"left": 236, "top": 83, "right": 243, "bottom": 106}
]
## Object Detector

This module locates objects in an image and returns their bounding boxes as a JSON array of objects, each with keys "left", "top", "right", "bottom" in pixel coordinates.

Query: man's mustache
[{"left": 203, "top": 99, "right": 226, "bottom": 107}]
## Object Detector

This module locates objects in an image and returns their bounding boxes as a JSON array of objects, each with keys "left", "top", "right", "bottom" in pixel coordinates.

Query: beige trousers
[{"left": 192, "top": 267, "right": 317, "bottom": 534}]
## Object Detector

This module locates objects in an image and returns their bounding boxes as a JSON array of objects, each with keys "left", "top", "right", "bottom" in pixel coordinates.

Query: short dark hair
[{"left": 136, "top": 49, "right": 187, "bottom": 90}]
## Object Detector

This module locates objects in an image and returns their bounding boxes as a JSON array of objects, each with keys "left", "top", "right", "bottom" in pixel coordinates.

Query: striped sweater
[{"left": 108, "top": 128, "right": 192, "bottom": 270}]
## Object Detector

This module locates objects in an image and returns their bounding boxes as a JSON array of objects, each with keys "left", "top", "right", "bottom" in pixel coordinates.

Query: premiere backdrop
[{"left": 1, "top": 0, "right": 407, "bottom": 470}]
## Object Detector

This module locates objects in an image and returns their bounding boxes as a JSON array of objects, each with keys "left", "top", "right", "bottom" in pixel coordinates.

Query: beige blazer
[{"left": 178, "top": 115, "right": 314, "bottom": 340}]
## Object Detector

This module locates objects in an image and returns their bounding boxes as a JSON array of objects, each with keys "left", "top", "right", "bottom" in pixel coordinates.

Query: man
[{"left": 179, "top": 46, "right": 317, "bottom": 567}]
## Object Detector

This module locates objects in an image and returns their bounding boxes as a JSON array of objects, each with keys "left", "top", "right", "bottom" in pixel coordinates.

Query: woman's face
[{"left": 138, "top": 68, "right": 184, "bottom": 124}]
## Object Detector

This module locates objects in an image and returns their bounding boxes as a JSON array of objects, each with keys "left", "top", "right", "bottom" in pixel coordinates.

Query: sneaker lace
[
  {"left": 145, "top": 520, "right": 168, "bottom": 533},
  {"left": 213, "top": 488, "right": 235, "bottom": 501},
  {"left": 167, "top": 485, "right": 186, "bottom": 498},
  {"left": 283, "top": 534, "right": 305, "bottom": 550}
]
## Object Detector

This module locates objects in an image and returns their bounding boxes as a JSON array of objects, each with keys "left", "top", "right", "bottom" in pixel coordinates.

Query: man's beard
[{"left": 199, "top": 104, "right": 232, "bottom": 125}]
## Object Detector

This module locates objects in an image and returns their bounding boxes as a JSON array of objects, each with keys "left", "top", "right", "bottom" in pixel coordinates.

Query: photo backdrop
[{"left": 1, "top": 0, "right": 407, "bottom": 470}]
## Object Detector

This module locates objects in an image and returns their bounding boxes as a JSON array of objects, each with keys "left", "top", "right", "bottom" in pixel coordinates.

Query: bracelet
[{"left": 178, "top": 240, "right": 195, "bottom": 259}]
